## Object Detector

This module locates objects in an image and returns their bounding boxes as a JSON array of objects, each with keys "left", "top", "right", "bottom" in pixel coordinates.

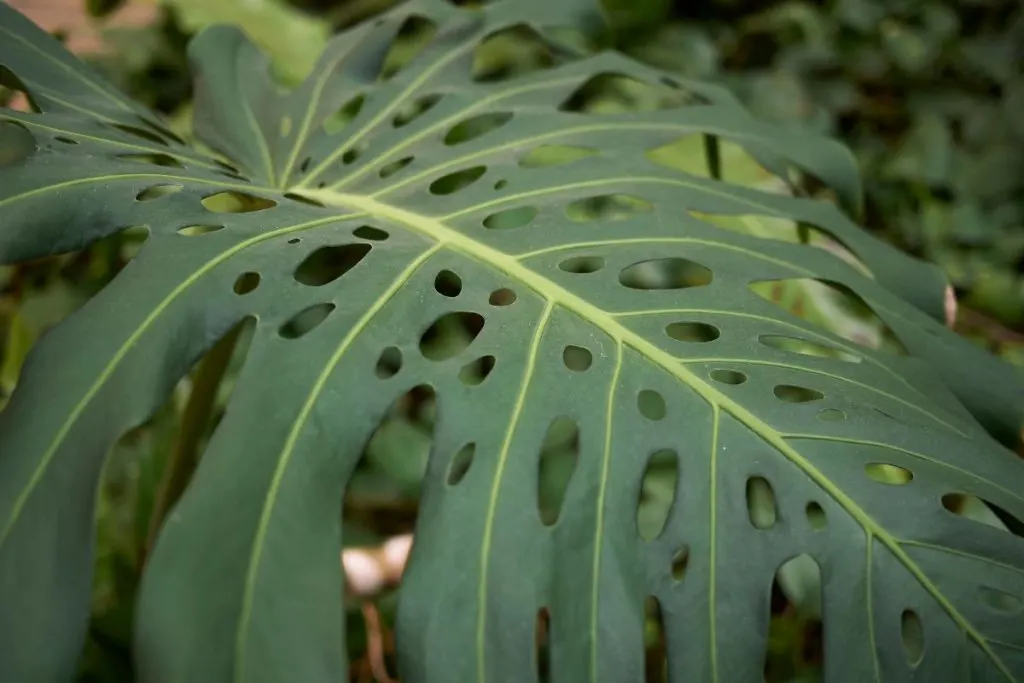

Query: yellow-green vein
[
  {"left": 475, "top": 300, "right": 553, "bottom": 683},
  {"left": 234, "top": 243, "right": 441, "bottom": 682},
  {"left": 238, "top": 92, "right": 276, "bottom": 187},
  {"left": 708, "top": 404, "right": 720, "bottom": 683},
  {"left": 0, "top": 212, "right": 359, "bottom": 549},
  {"left": 867, "top": 535, "right": 880, "bottom": 683},
  {"left": 303, "top": 189, "right": 1016, "bottom": 680},
  {"left": 589, "top": 341, "right": 623, "bottom": 683}
]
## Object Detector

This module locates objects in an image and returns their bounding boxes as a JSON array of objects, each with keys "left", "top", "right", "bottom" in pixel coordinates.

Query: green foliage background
[{"left": 0, "top": 0, "right": 1021, "bottom": 681}]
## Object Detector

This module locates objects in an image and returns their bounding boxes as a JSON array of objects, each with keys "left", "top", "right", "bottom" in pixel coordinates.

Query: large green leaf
[{"left": 1, "top": 0, "right": 1024, "bottom": 681}]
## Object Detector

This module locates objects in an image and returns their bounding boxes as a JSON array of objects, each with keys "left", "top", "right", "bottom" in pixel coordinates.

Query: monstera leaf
[{"left": 1, "top": 1, "right": 1024, "bottom": 681}]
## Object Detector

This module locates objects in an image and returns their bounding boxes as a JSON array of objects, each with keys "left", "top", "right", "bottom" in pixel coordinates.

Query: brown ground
[{"left": 8, "top": 0, "right": 156, "bottom": 54}]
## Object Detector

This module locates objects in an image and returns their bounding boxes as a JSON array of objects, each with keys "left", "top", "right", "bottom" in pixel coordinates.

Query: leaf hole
[
  {"left": 978, "top": 586, "right": 1023, "bottom": 614},
  {"left": 566, "top": 194, "right": 652, "bottom": 223},
  {"left": 379, "top": 156, "right": 414, "bottom": 179},
  {"left": 447, "top": 443, "right": 476, "bottom": 486},
  {"left": 773, "top": 384, "right": 824, "bottom": 403},
  {"left": 558, "top": 256, "right": 605, "bottom": 274},
  {"left": 901, "top": 609, "right": 924, "bottom": 666},
  {"left": 354, "top": 225, "right": 390, "bottom": 241},
  {"left": 805, "top": 502, "right": 827, "bottom": 530},
  {"left": 116, "top": 153, "right": 184, "bottom": 168},
  {"left": 671, "top": 546, "right": 689, "bottom": 581},
  {"left": 177, "top": 224, "right": 225, "bottom": 237},
  {"left": 201, "top": 191, "right": 277, "bottom": 214},
  {"left": 233, "top": 272, "right": 260, "bottom": 295},
  {"left": 665, "top": 321, "right": 720, "bottom": 343},
  {"left": 536, "top": 607, "right": 551, "bottom": 681},
  {"left": 393, "top": 94, "right": 443, "bottom": 128},
  {"left": 816, "top": 408, "right": 846, "bottom": 422},
  {"left": 109, "top": 122, "right": 170, "bottom": 146},
  {"left": 472, "top": 24, "right": 558, "bottom": 82},
  {"left": 538, "top": 416, "right": 580, "bottom": 526},
  {"left": 759, "top": 334, "right": 861, "bottom": 363},
  {"left": 746, "top": 476, "right": 778, "bottom": 529},
  {"left": 519, "top": 144, "right": 599, "bottom": 168},
  {"left": 379, "top": 16, "right": 438, "bottom": 81},
  {"left": 294, "top": 243, "right": 372, "bottom": 286},
  {"left": 429, "top": 165, "right": 486, "bottom": 195},
  {"left": 493, "top": 179, "right": 508, "bottom": 190},
  {"left": 488, "top": 288, "right": 517, "bottom": 306},
  {"left": 323, "top": 93, "right": 366, "bottom": 135},
  {"left": 645, "top": 596, "right": 667, "bottom": 680},
  {"left": 444, "top": 112, "right": 513, "bottom": 145},
  {"left": 375, "top": 346, "right": 403, "bottom": 379},
  {"left": 865, "top": 463, "right": 913, "bottom": 485},
  {"left": 419, "top": 312, "right": 485, "bottom": 361},
  {"left": 562, "top": 345, "right": 592, "bottom": 372},
  {"left": 459, "top": 355, "right": 496, "bottom": 386},
  {"left": 942, "top": 493, "right": 1024, "bottom": 537},
  {"left": 638, "top": 448, "right": 678, "bottom": 541},
  {"left": 710, "top": 369, "right": 746, "bottom": 385},
  {"left": 620, "top": 258, "right": 712, "bottom": 290},
  {"left": 637, "top": 389, "right": 666, "bottom": 421},
  {"left": 434, "top": 270, "right": 462, "bottom": 297},
  {"left": 559, "top": 73, "right": 700, "bottom": 113},
  {"left": 482, "top": 206, "right": 537, "bottom": 230},
  {"left": 54, "top": 136, "right": 78, "bottom": 145},
  {"left": 278, "top": 303, "right": 335, "bottom": 339},
  {"left": 750, "top": 278, "right": 907, "bottom": 355},
  {"left": 284, "top": 192, "right": 325, "bottom": 207},
  {"left": 342, "top": 147, "right": 362, "bottom": 165},
  {"left": 136, "top": 184, "right": 183, "bottom": 202},
  {"left": 766, "top": 554, "right": 822, "bottom": 678}
]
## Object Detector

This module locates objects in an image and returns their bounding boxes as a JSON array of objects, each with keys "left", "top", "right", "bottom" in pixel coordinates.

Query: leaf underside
[{"left": 1, "top": 1, "right": 1023, "bottom": 682}]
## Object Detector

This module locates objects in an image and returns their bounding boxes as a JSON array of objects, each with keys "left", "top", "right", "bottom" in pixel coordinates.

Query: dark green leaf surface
[{"left": 1, "top": 1, "right": 1023, "bottom": 682}]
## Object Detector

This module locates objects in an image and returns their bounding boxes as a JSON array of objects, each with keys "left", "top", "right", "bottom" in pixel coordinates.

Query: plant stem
[{"left": 143, "top": 321, "right": 244, "bottom": 562}]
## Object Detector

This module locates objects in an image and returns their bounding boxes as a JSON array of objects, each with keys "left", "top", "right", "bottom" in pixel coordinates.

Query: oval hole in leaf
[
  {"left": 518, "top": 144, "right": 599, "bottom": 168},
  {"left": 447, "top": 443, "right": 476, "bottom": 486},
  {"left": 202, "top": 191, "right": 277, "bottom": 214},
  {"left": 901, "top": 609, "right": 924, "bottom": 666},
  {"left": 710, "top": 369, "right": 746, "bottom": 385},
  {"left": 535, "top": 607, "right": 551, "bottom": 680},
  {"left": 459, "top": 355, "right": 496, "bottom": 386},
  {"left": 279, "top": 303, "right": 335, "bottom": 339},
  {"left": 817, "top": 408, "right": 846, "bottom": 422},
  {"left": 323, "top": 93, "right": 365, "bottom": 134},
  {"left": 342, "top": 147, "right": 362, "bottom": 165},
  {"left": 637, "top": 389, "right": 666, "bottom": 421},
  {"left": 233, "top": 272, "right": 260, "bottom": 295},
  {"left": 294, "top": 243, "right": 371, "bottom": 286},
  {"left": 562, "top": 345, "right": 592, "bottom": 372},
  {"left": 638, "top": 448, "right": 678, "bottom": 541},
  {"left": 284, "top": 192, "right": 325, "bottom": 207},
  {"left": 419, "top": 312, "right": 485, "bottom": 361},
  {"left": 537, "top": 416, "right": 580, "bottom": 526},
  {"left": 671, "top": 546, "right": 689, "bottom": 581},
  {"left": 379, "top": 16, "right": 438, "bottom": 80},
  {"left": 375, "top": 346, "right": 402, "bottom": 379},
  {"left": 978, "top": 586, "right": 1023, "bottom": 614},
  {"left": 769, "top": 554, "right": 822, "bottom": 659},
  {"left": 429, "top": 166, "right": 487, "bottom": 195},
  {"left": 177, "top": 224, "right": 225, "bottom": 236},
  {"left": 136, "top": 184, "right": 183, "bottom": 202},
  {"left": 444, "top": 112, "right": 513, "bottom": 145},
  {"left": 941, "top": 493, "right": 1024, "bottom": 537},
  {"left": 558, "top": 256, "right": 605, "bottom": 274},
  {"left": 749, "top": 278, "right": 907, "bottom": 355},
  {"left": 865, "top": 463, "right": 913, "bottom": 485},
  {"left": 620, "top": 258, "right": 712, "bottom": 290},
  {"left": 746, "top": 476, "right": 778, "bottom": 529},
  {"left": 379, "top": 156, "right": 414, "bottom": 179},
  {"left": 54, "top": 136, "right": 78, "bottom": 145},
  {"left": 645, "top": 596, "right": 667, "bottom": 675},
  {"left": 393, "top": 93, "right": 443, "bottom": 128},
  {"left": 354, "top": 225, "right": 389, "bottom": 241},
  {"left": 116, "top": 153, "right": 184, "bottom": 168},
  {"left": 434, "top": 269, "right": 462, "bottom": 297},
  {"left": 666, "top": 321, "right": 719, "bottom": 343},
  {"left": 483, "top": 206, "right": 537, "bottom": 230},
  {"left": 489, "top": 288, "right": 517, "bottom": 306},
  {"left": 773, "top": 384, "right": 824, "bottom": 403},
  {"left": 805, "top": 502, "right": 827, "bottom": 530},
  {"left": 109, "top": 122, "right": 170, "bottom": 145},
  {"left": 567, "top": 194, "right": 653, "bottom": 223},
  {"left": 759, "top": 334, "right": 861, "bottom": 363}
]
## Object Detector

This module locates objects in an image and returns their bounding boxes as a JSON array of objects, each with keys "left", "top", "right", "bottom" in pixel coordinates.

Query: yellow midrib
[{"left": 303, "top": 188, "right": 1012, "bottom": 681}]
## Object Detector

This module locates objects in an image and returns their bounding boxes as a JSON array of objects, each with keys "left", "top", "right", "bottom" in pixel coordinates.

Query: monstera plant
[{"left": 1, "top": 0, "right": 1023, "bottom": 681}]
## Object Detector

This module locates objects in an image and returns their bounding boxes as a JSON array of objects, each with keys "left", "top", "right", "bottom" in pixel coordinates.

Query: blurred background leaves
[{"left": 1, "top": 0, "right": 1022, "bottom": 680}]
